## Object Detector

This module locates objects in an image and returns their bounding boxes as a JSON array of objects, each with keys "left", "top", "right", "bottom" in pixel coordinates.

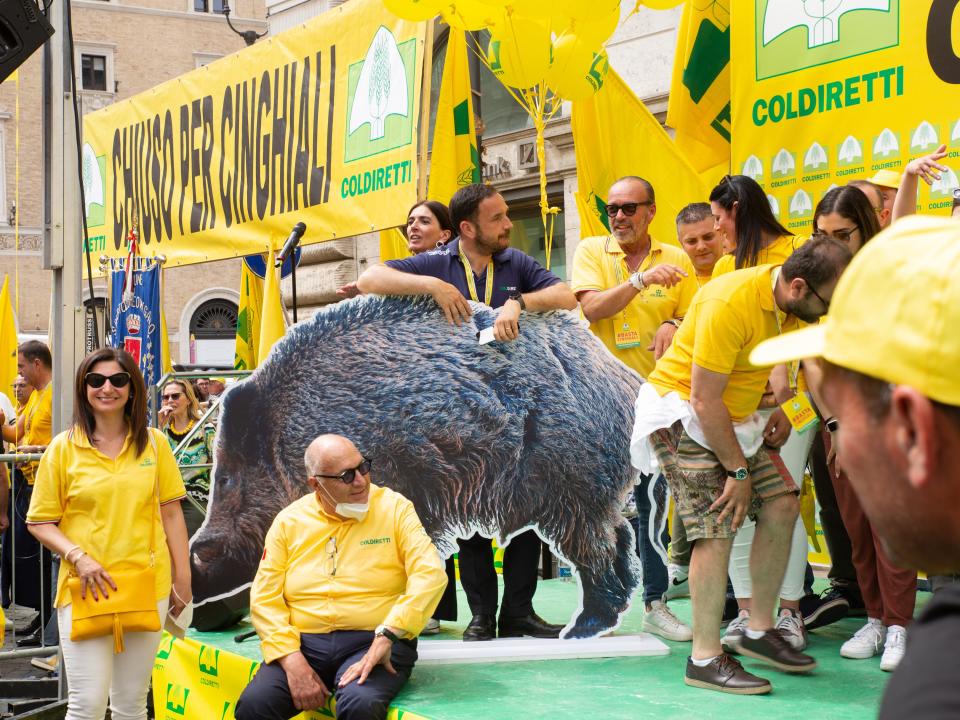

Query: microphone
[{"left": 276, "top": 222, "right": 306, "bottom": 266}]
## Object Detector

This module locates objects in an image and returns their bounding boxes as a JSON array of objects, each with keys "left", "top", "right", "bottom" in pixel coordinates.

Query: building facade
[{"left": 1, "top": 0, "right": 267, "bottom": 364}]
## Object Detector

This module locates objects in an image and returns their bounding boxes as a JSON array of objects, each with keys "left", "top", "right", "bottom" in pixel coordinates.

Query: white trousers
[
  {"left": 728, "top": 415, "right": 817, "bottom": 602},
  {"left": 58, "top": 599, "right": 168, "bottom": 720}
]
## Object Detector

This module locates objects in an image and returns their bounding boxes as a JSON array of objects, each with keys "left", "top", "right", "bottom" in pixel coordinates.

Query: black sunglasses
[
  {"left": 161, "top": 392, "right": 183, "bottom": 402},
  {"left": 85, "top": 372, "right": 131, "bottom": 389},
  {"left": 604, "top": 201, "right": 653, "bottom": 217},
  {"left": 312, "top": 458, "right": 372, "bottom": 485},
  {"left": 806, "top": 281, "right": 830, "bottom": 311}
]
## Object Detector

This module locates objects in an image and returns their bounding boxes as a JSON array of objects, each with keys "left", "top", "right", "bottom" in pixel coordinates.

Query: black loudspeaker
[{"left": 0, "top": 0, "right": 54, "bottom": 84}]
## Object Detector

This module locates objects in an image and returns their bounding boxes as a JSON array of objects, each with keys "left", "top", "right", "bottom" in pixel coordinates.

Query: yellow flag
[
  {"left": 572, "top": 69, "right": 708, "bottom": 247},
  {"left": 159, "top": 308, "right": 173, "bottom": 376},
  {"left": 257, "top": 247, "right": 286, "bottom": 364},
  {"left": 379, "top": 228, "right": 411, "bottom": 263},
  {"left": 666, "top": 0, "right": 731, "bottom": 174},
  {"left": 234, "top": 259, "right": 264, "bottom": 370},
  {"left": 428, "top": 27, "right": 480, "bottom": 206},
  {"left": 0, "top": 275, "right": 18, "bottom": 399}
]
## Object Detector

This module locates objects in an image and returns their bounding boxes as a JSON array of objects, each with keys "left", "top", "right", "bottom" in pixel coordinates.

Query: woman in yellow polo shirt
[
  {"left": 26, "top": 348, "right": 190, "bottom": 720},
  {"left": 710, "top": 174, "right": 802, "bottom": 276}
]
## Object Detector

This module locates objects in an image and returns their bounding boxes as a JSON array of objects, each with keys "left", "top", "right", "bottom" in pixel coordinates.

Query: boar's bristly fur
[{"left": 191, "top": 295, "right": 643, "bottom": 638}]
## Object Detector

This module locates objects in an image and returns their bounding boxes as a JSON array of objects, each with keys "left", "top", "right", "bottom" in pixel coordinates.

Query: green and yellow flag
[
  {"left": 234, "top": 259, "right": 264, "bottom": 370},
  {"left": 257, "top": 246, "right": 287, "bottom": 364},
  {"left": 572, "top": 69, "right": 708, "bottom": 246},
  {"left": 0, "top": 275, "right": 18, "bottom": 399},
  {"left": 666, "top": 0, "right": 731, "bottom": 175},
  {"left": 428, "top": 27, "right": 480, "bottom": 206}
]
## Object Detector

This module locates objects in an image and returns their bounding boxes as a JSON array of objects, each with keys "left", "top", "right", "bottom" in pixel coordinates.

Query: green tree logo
[
  {"left": 198, "top": 645, "right": 220, "bottom": 677},
  {"left": 756, "top": 0, "right": 898, "bottom": 80},
  {"left": 165, "top": 684, "right": 190, "bottom": 716},
  {"left": 82, "top": 143, "right": 106, "bottom": 229}
]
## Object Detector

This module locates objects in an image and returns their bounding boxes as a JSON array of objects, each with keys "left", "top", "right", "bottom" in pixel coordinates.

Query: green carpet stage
[{"left": 173, "top": 578, "right": 923, "bottom": 720}]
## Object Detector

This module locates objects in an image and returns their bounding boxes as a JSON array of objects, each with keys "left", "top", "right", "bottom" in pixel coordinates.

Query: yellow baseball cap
[
  {"left": 750, "top": 216, "right": 960, "bottom": 406},
  {"left": 868, "top": 168, "right": 902, "bottom": 190}
]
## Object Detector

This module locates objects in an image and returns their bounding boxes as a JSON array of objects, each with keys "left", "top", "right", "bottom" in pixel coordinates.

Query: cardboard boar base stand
[{"left": 190, "top": 296, "right": 653, "bottom": 649}]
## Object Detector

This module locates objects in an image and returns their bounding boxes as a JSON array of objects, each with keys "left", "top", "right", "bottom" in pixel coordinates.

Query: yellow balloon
[
  {"left": 545, "top": 34, "right": 594, "bottom": 90},
  {"left": 383, "top": 0, "right": 445, "bottom": 20},
  {"left": 640, "top": 0, "right": 684, "bottom": 9},
  {"left": 550, "top": 50, "right": 609, "bottom": 101},
  {"left": 487, "top": 15, "right": 551, "bottom": 88},
  {"left": 559, "top": 7, "right": 619, "bottom": 48},
  {"left": 443, "top": 0, "right": 500, "bottom": 30}
]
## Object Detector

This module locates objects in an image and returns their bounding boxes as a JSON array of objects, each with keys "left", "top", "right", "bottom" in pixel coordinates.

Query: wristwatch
[
  {"left": 629, "top": 271, "right": 645, "bottom": 291},
  {"left": 725, "top": 467, "right": 749, "bottom": 481},
  {"left": 507, "top": 290, "right": 526, "bottom": 311},
  {"left": 375, "top": 625, "right": 400, "bottom": 643}
]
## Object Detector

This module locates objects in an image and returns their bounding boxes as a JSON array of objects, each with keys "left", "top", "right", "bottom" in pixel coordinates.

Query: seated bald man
[{"left": 235, "top": 434, "right": 448, "bottom": 720}]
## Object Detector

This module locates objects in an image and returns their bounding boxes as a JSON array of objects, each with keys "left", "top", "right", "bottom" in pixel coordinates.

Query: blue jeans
[{"left": 633, "top": 473, "right": 670, "bottom": 605}]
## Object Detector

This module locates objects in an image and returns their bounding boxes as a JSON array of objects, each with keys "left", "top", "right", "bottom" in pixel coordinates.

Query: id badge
[
  {"left": 615, "top": 321, "right": 642, "bottom": 349},
  {"left": 780, "top": 392, "right": 818, "bottom": 432}
]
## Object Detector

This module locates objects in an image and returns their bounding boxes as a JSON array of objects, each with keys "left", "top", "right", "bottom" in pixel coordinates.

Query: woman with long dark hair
[
  {"left": 27, "top": 348, "right": 190, "bottom": 719},
  {"left": 710, "top": 175, "right": 799, "bottom": 275},
  {"left": 813, "top": 185, "right": 882, "bottom": 253},
  {"left": 808, "top": 185, "right": 915, "bottom": 672}
]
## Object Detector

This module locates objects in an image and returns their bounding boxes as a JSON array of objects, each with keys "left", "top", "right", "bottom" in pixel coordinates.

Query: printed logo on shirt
[
  {"left": 140, "top": 457, "right": 155, "bottom": 467},
  {"left": 165, "top": 683, "right": 190, "bottom": 716},
  {"left": 500, "top": 285, "right": 518, "bottom": 292},
  {"left": 360, "top": 536, "right": 392, "bottom": 546}
]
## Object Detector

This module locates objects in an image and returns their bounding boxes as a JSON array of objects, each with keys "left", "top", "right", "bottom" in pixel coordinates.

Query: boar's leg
[{"left": 562, "top": 519, "right": 640, "bottom": 639}]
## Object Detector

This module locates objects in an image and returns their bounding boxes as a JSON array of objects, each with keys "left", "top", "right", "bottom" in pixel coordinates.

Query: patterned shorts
[{"left": 650, "top": 421, "right": 798, "bottom": 542}]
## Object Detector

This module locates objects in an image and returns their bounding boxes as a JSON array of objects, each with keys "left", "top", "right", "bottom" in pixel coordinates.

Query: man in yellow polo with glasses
[{"left": 236, "top": 434, "right": 447, "bottom": 720}]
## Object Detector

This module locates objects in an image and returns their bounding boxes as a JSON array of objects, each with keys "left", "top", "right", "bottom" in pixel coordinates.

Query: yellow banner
[
  {"left": 732, "top": 1, "right": 960, "bottom": 233},
  {"left": 82, "top": 0, "right": 426, "bottom": 270},
  {"left": 234, "top": 260, "right": 264, "bottom": 371},
  {"left": 572, "top": 69, "right": 708, "bottom": 247},
  {"left": 0, "top": 275, "right": 17, "bottom": 400},
  {"left": 153, "top": 633, "right": 434, "bottom": 720}
]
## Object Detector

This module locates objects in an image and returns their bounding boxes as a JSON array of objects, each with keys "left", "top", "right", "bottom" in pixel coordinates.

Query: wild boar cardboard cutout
[{"left": 191, "top": 296, "right": 642, "bottom": 638}]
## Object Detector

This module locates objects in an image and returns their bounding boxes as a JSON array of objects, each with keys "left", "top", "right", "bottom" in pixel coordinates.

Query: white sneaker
[
  {"left": 841, "top": 618, "right": 886, "bottom": 659},
  {"left": 642, "top": 600, "right": 693, "bottom": 641},
  {"left": 721, "top": 610, "right": 750, "bottom": 654},
  {"left": 664, "top": 564, "right": 690, "bottom": 600},
  {"left": 421, "top": 618, "right": 441, "bottom": 635},
  {"left": 775, "top": 608, "right": 808, "bottom": 651},
  {"left": 879, "top": 625, "right": 906, "bottom": 672}
]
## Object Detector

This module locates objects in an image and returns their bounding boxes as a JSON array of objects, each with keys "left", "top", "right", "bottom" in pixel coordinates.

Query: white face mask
[{"left": 317, "top": 482, "right": 369, "bottom": 521}]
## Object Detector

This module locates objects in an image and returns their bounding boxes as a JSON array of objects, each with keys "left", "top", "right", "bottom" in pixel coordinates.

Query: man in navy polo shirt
[{"left": 358, "top": 183, "right": 577, "bottom": 642}]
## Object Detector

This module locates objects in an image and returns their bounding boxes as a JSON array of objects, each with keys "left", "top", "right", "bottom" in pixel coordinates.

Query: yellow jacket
[{"left": 251, "top": 484, "right": 447, "bottom": 663}]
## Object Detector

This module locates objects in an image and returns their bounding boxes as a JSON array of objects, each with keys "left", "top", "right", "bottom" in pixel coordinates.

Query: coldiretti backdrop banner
[
  {"left": 732, "top": 1, "right": 960, "bottom": 232},
  {"left": 153, "top": 633, "right": 432, "bottom": 720},
  {"left": 82, "top": 0, "right": 426, "bottom": 270}
]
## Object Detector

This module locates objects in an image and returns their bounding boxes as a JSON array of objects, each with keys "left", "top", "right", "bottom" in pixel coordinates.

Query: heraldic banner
[
  {"left": 110, "top": 262, "right": 162, "bottom": 388},
  {"left": 731, "top": 1, "right": 960, "bottom": 232},
  {"left": 82, "top": 0, "right": 427, "bottom": 270}
]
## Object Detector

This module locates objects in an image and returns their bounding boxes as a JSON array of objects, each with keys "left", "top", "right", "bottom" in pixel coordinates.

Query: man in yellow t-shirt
[
  {"left": 631, "top": 237, "right": 851, "bottom": 694},
  {"left": 676, "top": 203, "right": 724, "bottom": 287},
  {"left": 571, "top": 176, "right": 696, "bottom": 644},
  {"left": 0, "top": 341, "right": 54, "bottom": 642},
  {"left": 236, "top": 434, "right": 446, "bottom": 720}
]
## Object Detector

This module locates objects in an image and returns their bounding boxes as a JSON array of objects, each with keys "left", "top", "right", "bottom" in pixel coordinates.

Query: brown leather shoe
[
  {"left": 684, "top": 654, "right": 772, "bottom": 695},
  {"left": 739, "top": 629, "right": 817, "bottom": 673}
]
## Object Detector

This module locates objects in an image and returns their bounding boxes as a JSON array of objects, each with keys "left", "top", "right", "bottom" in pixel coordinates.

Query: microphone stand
[{"left": 290, "top": 254, "right": 298, "bottom": 323}]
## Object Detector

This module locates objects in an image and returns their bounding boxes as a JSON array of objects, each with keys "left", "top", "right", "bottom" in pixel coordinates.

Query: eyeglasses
[
  {"left": 325, "top": 537, "right": 337, "bottom": 576},
  {"left": 604, "top": 201, "right": 652, "bottom": 217},
  {"left": 85, "top": 372, "right": 131, "bottom": 389},
  {"left": 813, "top": 227, "right": 859, "bottom": 244},
  {"left": 161, "top": 392, "right": 183, "bottom": 402},
  {"left": 806, "top": 281, "right": 830, "bottom": 311},
  {"left": 311, "top": 458, "right": 372, "bottom": 485}
]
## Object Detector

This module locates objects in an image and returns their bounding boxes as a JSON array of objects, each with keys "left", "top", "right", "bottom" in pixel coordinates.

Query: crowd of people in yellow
[{"left": 0, "top": 141, "right": 958, "bottom": 720}]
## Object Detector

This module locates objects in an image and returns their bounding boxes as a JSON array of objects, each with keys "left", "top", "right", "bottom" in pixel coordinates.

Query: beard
[{"left": 783, "top": 297, "right": 823, "bottom": 325}]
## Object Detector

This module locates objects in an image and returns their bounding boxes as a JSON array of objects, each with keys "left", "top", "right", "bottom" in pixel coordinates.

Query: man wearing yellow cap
[
  {"left": 750, "top": 216, "right": 960, "bottom": 718},
  {"left": 630, "top": 236, "right": 851, "bottom": 694}
]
